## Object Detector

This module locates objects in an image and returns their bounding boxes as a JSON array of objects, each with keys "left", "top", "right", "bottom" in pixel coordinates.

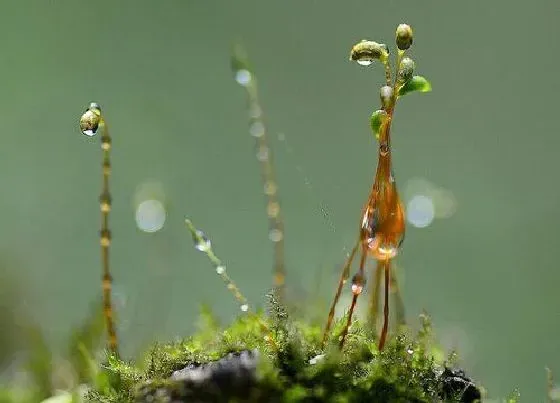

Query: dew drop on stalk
[
  {"left": 79, "top": 103, "right": 102, "bottom": 137},
  {"left": 249, "top": 121, "right": 265, "bottom": 137},
  {"left": 357, "top": 59, "right": 374, "bottom": 66},
  {"left": 216, "top": 265, "right": 226, "bottom": 275},
  {"left": 256, "top": 145, "right": 269, "bottom": 161},
  {"left": 268, "top": 228, "right": 283, "bottom": 242},
  {"left": 240, "top": 304, "right": 249, "bottom": 312},
  {"left": 351, "top": 273, "right": 365, "bottom": 295},
  {"left": 235, "top": 69, "right": 252, "bottom": 86},
  {"left": 193, "top": 230, "right": 211, "bottom": 252}
]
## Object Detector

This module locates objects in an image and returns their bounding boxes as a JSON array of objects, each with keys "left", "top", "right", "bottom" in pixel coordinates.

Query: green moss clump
[{"left": 85, "top": 306, "right": 481, "bottom": 403}]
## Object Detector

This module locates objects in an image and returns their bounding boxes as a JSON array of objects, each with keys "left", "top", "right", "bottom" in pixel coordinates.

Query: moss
[{"left": 84, "top": 306, "right": 481, "bottom": 403}]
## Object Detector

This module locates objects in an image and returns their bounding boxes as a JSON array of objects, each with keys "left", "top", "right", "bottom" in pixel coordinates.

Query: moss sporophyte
[{"left": 21, "top": 23, "right": 497, "bottom": 402}]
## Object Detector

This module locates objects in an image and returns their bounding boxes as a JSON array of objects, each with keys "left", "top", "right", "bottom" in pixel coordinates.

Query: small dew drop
[
  {"left": 268, "top": 229, "right": 283, "bottom": 242},
  {"left": 264, "top": 181, "right": 277, "bottom": 196},
  {"left": 249, "top": 121, "right": 265, "bottom": 137},
  {"left": 407, "top": 348, "right": 414, "bottom": 355},
  {"left": 550, "top": 386, "right": 560, "bottom": 400},
  {"left": 309, "top": 354, "right": 325, "bottom": 365},
  {"left": 240, "top": 304, "right": 249, "bottom": 312},
  {"left": 235, "top": 69, "right": 252, "bottom": 86},
  {"left": 267, "top": 201, "right": 280, "bottom": 218},
  {"left": 357, "top": 59, "right": 374, "bottom": 66},
  {"left": 194, "top": 230, "right": 211, "bottom": 252},
  {"left": 216, "top": 265, "right": 226, "bottom": 275},
  {"left": 256, "top": 145, "right": 269, "bottom": 161},
  {"left": 249, "top": 103, "right": 262, "bottom": 119},
  {"left": 351, "top": 273, "right": 365, "bottom": 295},
  {"left": 135, "top": 199, "right": 166, "bottom": 233}
]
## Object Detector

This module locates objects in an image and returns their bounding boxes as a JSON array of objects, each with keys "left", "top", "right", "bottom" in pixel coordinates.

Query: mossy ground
[{"left": 82, "top": 301, "right": 480, "bottom": 403}]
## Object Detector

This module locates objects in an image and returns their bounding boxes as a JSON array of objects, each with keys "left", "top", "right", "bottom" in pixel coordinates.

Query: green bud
[
  {"left": 350, "top": 40, "right": 389, "bottom": 66},
  {"left": 396, "top": 24, "right": 413, "bottom": 50},
  {"left": 380, "top": 85, "right": 393, "bottom": 109},
  {"left": 397, "top": 57, "right": 415, "bottom": 83}
]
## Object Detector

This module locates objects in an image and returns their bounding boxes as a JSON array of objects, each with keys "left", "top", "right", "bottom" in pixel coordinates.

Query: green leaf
[
  {"left": 398, "top": 75, "right": 432, "bottom": 97},
  {"left": 370, "top": 109, "right": 388, "bottom": 140}
]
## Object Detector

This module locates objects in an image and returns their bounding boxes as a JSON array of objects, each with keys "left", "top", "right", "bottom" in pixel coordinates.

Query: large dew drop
[{"left": 80, "top": 107, "right": 101, "bottom": 137}]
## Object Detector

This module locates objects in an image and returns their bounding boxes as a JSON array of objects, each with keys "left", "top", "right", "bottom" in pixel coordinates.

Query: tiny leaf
[
  {"left": 398, "top": 75, "right": 432, "bottom": 97},
  {"left": 370, "top": 109, "right": 388, "bottom": 140}
]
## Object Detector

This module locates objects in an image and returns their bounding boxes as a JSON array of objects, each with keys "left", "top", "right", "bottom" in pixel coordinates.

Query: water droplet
[
  {"left": 264, "top": 181, "right": 277, "bottom": 196},
  {"left": 256, "top": 145, "right": 269, "bottom": 161},
  {"left": 351, "top": 273, "right": 365, "bottom": 295},
  {"left": 249, "top": 103, "right": 262, "bottom": 119},
  {"left": 216, "top": 265, "right": 226, "bottom": 275},
  {"left": 235, "top": 69, "right": 252, "bottom": 86},
  {"left": 361, "top": 198, "right": 405, "bottom": 260},
  {"left": 350, "top": 40, "right": 386, "bottom": 65},
  {"left": 357, "top": 59, "right": 373, "bottom": 66},
  {"left": 240, "top": 304, "right": 249, "bottom": 312},
  {"left": 249, "top": 121, "right": 265, "bottom": 137},
  {"left": 135, "top": 199, "right": 166, "bottom": 233},
  {"left": 267, "top": 201, "right": 280, "bottom": 218},
  {"left": 268, "top": 229, "right": 283, "bottom": 242},
  {"left": 309, "top": 354, "right": 325, "bottom": 365},
  {"left": 407, "top": 348, "right": 414, "bottom": 355},
  {"left": 550, "top": 386, "right": 560, "bottom": 400},
  {"left": 80, "top": 107, "right": 101, "bottom": 137},
  {"left": 194, "top": 230, "right": 211, "bottom": 252}
]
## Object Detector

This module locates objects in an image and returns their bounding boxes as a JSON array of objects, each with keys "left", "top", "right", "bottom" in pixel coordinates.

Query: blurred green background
[{"left": 0, "top": 0, "right": 558, "bottom": 400}]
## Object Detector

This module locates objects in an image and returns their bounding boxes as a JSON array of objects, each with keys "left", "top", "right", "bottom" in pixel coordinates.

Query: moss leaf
[
  {"left": 370, "top": 109, "right": 388, "bottom": 140},
  {"left": 398, "top": 76, "right": 432, "bottom": 97}
]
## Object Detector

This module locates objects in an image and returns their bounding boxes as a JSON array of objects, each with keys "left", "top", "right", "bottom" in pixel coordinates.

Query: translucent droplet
[
  {"left": 350, "top": 40, "right": 386, "bottom": 65},
  {"left": 80, "top": 107, "right": 101, "bottom": 137},
  {"left": 240, "top": 304, "right": 249, "bottom": 312},
  {"left": 249, "top": 103, "right": 262, "bottom": 119},
  {"left": 550, "top": 386, "right": 560, "bottom": 400},
  {"left": 264, "top": 181, "right": 277, "bottom": 196},
  {"left": 216, "top": 265, "right": 226, "bottom": 275},
  {"left": 268, "top": 229, "right": 283, "bottom": 242},
  {"left": 194, "top": 230, "right": 211, "bottom": 252},
  {"left": 235, "top": 69, "right": 252, "bottom": 86},
  {"left": 406, "top": 348, "right": 414, "bottom": 355},
  {"left": 256, "top": 145, "right": 269, "bottom": 161},
  {"left": 267, "top": 201, "right": 280, "bottom": 218},
  {"left": 135, "top": 199, "right": 166, "bottom": 233},
  {"left": 351, "top": 273, "right": 365, "bottom": 295},
  {"left": 249, "top": 121, "right": 265, "bottom": 137},
  {"left": 357, "top": 59, "right": 373, "bottom": 66},
  {"left": 309, "top": 354, "right": 325, "bottom": 365},
  {"left": 361, "top": 198, "right": 405, "bottom": 260}
]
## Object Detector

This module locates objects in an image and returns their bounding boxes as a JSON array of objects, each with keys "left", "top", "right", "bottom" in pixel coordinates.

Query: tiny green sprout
[
  {"left": 398, "top": 75, "right": 432, "bottom": 97},
  {"left": 396, "top": 23, "right": 413, "bottom": 51},
  {"left": 397, "top": 57, "right": 415, "bottom": 83},
  {"left": 370, "top": 109, "right": 388, "bottom": 140},
  {"left": 350, "top": 40, "right": 389, "bottom": 66}
]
